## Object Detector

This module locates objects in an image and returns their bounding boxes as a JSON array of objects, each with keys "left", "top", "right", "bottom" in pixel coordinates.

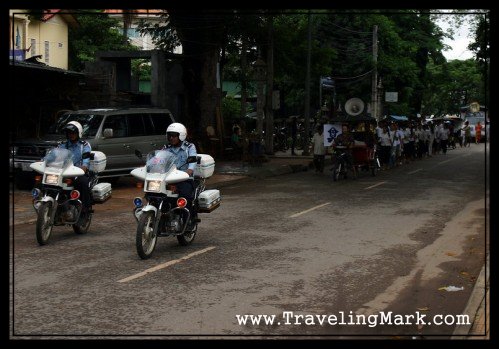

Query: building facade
[{"left": 9, "top": 9, "right": 78, "bottom": 70}]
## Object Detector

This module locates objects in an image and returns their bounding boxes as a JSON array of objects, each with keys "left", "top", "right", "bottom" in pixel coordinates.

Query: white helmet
[
  {"left": 64, "top": 121, "right": 83, "bottom": 139},
  {"left": 166, "top": 122, "right": 187, "bottom": 142}
]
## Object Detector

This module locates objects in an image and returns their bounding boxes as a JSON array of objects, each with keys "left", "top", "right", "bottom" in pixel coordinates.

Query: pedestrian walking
[
  {"left": 475, "top": 122, "right": 482, "bottom": 144},
  {"left": 311, "top": 125, "right": 326, "bottom": 173}
]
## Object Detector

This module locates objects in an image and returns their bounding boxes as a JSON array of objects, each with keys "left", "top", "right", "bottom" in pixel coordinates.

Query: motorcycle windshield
[
  {"left": 43, "top": 147, "right": 74, "bottom": 169},
  {"left": 145, "top": 150, "right": 176, "bottom": 174}
]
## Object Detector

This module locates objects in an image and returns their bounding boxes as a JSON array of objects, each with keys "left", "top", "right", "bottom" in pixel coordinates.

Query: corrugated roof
[{"left": 41, "top": 9, "right": 79, "bottom": 28}]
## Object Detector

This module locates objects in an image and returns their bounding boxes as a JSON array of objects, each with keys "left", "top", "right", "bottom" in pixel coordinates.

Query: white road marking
[
  {"left": 289, "top": 202, "right": 330, "bottom": 218},
  {"left": 438, "top": 158, "right": 455, "bottom": 165},
  {"left": 364, "top": 181, "right": 387, "bottom": 190},
  {"left": 118, "top": 246, "right": 216, "bottom": 283},
  {"left": 407, "top": 169, "right": 422, "bottom": 175}
]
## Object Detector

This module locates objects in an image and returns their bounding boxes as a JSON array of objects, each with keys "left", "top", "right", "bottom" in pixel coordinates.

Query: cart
[
  {"left": 351, "top": 143, "right": 380, "bottom": 177},
  {"left": 329, "top": 113, "right": 381, "bottom": 178}
]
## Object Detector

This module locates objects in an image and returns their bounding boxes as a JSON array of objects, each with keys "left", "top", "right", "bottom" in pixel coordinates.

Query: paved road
[{"left": 10, "top": 144, "right": 489, "bottom": 339}]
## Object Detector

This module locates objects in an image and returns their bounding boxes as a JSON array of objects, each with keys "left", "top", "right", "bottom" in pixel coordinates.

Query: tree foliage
[
  {"left": 132, "top": 9, "right": 488, "bottom": 127},
  {"left": 68, "top": 10, "right": 138, "bottom": 71},
  {"left": 423, "top": 59, "right": 485, "bottom": 116}
]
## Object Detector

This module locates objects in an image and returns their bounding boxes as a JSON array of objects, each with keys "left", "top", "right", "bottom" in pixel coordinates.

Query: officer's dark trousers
[
  {"left": 74, "top": 175, "right": 92, "bottom": 209},
  {"left": 176, "top": 180, "right": 196, "bottom": 222}
]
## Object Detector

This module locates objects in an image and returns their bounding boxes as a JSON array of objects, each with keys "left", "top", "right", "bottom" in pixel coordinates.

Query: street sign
[
  {"left": 321, "top": 77, "right": 335, "bottom": 90},
  {"left": 385, "top": 92, "right": 398, "bottom": 102}
]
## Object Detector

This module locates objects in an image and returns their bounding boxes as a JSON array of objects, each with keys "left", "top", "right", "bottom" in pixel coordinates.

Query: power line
[{"left": 330, "top": 69, "right": 374, "bottom": 80}]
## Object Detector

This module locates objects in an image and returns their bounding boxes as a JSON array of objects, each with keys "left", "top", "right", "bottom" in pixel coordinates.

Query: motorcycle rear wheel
[
  {"left": 73, "top": 209, "right": 92, "bottom": 234},
  {"left": 136, "top": 211, "right": 157, "bottom": 259},
  {"left": 177, "top": 222, "right": 197, "bottom": 246},
  {"left": 332, "top": 163, "right": 341, "bottom": 181},
  {"left": 36, "top": 202, "right": 53, "bottom": 245}
]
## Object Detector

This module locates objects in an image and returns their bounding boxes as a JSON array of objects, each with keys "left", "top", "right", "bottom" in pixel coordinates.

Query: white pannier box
[
  {"left": 194, "top": 154, "right": 215, "bottom": 178},
  {"left": 89, "top": 151, "right": 107, "bottom": 173},
  {"left": 198, "top": 189, "right": 221, "bottom": 212},
  {"left": 92, "top": 182, "right": 112, "bottom": 202}
]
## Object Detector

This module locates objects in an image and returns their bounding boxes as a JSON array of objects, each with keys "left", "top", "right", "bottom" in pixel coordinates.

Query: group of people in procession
[{"left": 308, "top": 117, "right": 484, "bottom": 178}]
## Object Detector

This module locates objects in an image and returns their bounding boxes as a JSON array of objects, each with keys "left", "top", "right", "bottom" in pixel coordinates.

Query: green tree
[
  {"left": 221, "top": 96, "right": 241, "bottom": 122},
  {"left": 423, "top": 59, "right": 484, "bottom": 116},
  {"left": 68, "top": 10, "right": 138, "bottom": 71}
]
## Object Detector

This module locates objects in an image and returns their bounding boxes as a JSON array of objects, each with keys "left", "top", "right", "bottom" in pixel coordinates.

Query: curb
[{"left": 451, "top": 253, "right": 489, "bottom": 338}]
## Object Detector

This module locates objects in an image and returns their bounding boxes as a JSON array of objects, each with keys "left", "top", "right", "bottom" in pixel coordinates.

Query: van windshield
[{"left": 48, "top": 113, "right": 104, "bottom": 138}]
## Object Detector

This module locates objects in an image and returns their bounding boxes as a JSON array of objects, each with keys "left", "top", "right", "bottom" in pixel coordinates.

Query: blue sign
[
  {"left": 9, "top": 49, "right": 25, "bottom": 61},
  {"left": 321, "top": 77, "right": 335, "bottom": 90},
  {"left": 324, "top": 123, "right": 342, "bottom": 146}
]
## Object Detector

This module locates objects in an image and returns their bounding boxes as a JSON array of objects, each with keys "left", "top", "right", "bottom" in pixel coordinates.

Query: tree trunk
[
  {"left": 168, "top": 11, "right": 225, "bottom": 143},
  {"left": 265, "top": 15, "right": 274, "bottom": 155}
]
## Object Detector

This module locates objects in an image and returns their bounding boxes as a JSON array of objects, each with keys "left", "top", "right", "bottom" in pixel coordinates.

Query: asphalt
[{"left": 9, "top": 149, "right": 488, "bottom": 339}]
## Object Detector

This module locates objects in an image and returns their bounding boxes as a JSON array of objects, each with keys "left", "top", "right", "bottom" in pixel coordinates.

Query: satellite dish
[{"left": 345, "top": 98, "right": 365, "bottom": 116}]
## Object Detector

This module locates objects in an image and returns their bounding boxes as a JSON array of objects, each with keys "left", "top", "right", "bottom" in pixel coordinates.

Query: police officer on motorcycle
[
  {"left": 161, "top": 122, "right": 199, "bottom": 228},
  {"left": 59, "top": 121, "right": 93, "bottom": 213}
]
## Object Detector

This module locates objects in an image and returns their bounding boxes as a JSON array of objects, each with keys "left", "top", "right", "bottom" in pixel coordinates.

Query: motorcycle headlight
[
  {"left": 146, "top": 180, "right": 161, "bottom": 192},
  {"left": 44, "top": 174, "right": 59, "bottom": 185}
]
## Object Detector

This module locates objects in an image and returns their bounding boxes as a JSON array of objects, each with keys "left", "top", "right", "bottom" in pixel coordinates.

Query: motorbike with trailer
[
  {"left": 131, "top": 149, "right": 221, "bottom": 259},
  {"left": 330, "top": 144, "right": 381, "bottom": 181},
  {"left": 29, "top": 147, "right": 111, "bottom": 245}
]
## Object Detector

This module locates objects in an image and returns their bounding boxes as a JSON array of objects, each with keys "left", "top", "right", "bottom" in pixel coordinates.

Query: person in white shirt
[
  {"left": 375, "top": 121, "right": 385, "bottom": 146},
  {"left": 379, "top": 125, "right": 392, "bottom": 170},
  {"left": 310, "top": 125, "right": 326, "bottom": 173},
  {"left": 439, "top": 122, "right": 450, "bottom": 154},
  {"left": 427, "top": 123, "right": 435, "bottom": 156},
  {"left": 395, "top": 123, "right": 405, "bottom": 165}
]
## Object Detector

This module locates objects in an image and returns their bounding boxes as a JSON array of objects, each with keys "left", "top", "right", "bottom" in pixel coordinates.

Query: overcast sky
[{"left": 436, "top": 16, "right": 475, "bottom": 61}]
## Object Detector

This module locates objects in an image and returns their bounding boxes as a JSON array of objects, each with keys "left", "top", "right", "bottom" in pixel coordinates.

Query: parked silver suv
[{"left": 11, "top": 108, "right": 175, "bottom": 188}]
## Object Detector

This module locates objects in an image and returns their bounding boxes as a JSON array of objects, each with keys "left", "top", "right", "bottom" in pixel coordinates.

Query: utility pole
[
  {"left": 302, "top": 11, "right": 312, "bottom": 156},
  {"left": 371, "top": 25, "right": 378, "bottom": 122}
]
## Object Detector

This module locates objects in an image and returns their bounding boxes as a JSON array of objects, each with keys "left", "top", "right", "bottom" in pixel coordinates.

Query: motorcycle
[
  {"left": 273, "top": 126, "right": 288, "bottom": 152},
  {"left": 29, "top": 147, "right": 110, "bottom": 245},
  {"left": 330, "top": 146, "right": 350, "bottom": 181},
  {"left": 131, "top": 149, "right": 220, "bottom": 259}
]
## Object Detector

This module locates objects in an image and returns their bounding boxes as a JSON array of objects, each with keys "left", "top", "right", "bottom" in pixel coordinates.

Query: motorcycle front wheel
[
  {"left": 36, "top": 202, "right": 53, "bottom": 245},
  {"left": 371, "top": 157, "right": 380, "bottom": 177},
  {"left": 136, "top": 211, "right": 157, "bottom": 259}
]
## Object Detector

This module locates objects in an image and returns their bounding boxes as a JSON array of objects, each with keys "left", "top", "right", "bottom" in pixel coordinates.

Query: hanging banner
[{"left": 324, "top": 123, "right": 342, "bottom": 146}]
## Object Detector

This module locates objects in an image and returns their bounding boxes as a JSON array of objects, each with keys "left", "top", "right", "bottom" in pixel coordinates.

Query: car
[{"left": 11, "top": 107, "right": 175, "bottom": 188}]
